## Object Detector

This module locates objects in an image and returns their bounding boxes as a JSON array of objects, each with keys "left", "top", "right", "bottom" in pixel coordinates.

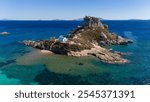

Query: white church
[{"left": 58, "top": 35, "right": 68, "bottom": 43}]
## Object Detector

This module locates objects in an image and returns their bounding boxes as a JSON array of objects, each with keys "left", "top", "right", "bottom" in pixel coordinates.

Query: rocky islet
[{"left": 23, "top": 16, "right": 133, "bottom": 64}]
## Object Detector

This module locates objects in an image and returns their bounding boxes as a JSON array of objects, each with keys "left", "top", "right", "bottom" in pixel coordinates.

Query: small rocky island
[
  {"left": 23, "top": 16, "right": 133, "bottom": 64},
  {"left": 0, "top": 32, "right": 10, "bottom": 35}
]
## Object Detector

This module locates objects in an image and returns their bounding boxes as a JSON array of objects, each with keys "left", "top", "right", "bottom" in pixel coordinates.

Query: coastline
[
  {"left": 67, "top": 44, "right": 129, "bottom": 64},
  {"left": 40, "top": 50, "right": 53, "bottom": 54}
]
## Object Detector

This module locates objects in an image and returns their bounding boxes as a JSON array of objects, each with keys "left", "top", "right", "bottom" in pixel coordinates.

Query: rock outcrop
[
  {"left": 0, "top": 32, "right": 10, "bottom": 35},
  {"left": 84, "top": 16, "right": 103, "bottom": 27},
  {"left": 23, "top": 16, "right": 133, "bottom": 64}
]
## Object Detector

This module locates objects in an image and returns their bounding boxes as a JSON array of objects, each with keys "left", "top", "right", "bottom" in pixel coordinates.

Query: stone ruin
[{"left": 84, "top": 16, "right": 103, "bottom": 27}]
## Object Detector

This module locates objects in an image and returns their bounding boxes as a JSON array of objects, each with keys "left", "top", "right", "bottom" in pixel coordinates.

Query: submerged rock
[{"left": 0, "top": 59, "right": 16, "bottom": 68}]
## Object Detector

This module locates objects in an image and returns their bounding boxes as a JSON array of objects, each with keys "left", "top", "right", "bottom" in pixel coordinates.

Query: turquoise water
[{"left": 0, "top": 20, "right": 150, "bottom": 85}]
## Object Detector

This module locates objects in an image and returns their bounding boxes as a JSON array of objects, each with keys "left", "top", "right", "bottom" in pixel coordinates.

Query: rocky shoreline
[{"left": 23, "top": 16, "right": 133, "bottom": 64}]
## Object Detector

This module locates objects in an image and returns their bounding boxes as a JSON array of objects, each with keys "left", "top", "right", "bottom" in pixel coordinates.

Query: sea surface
[{"left": 0, "top": 20, "right": 150, "bottom": 85}]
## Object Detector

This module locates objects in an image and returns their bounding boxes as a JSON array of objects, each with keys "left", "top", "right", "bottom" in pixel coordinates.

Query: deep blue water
[{"left": 0, "top": 20, "right": 150, "bottom": 85}]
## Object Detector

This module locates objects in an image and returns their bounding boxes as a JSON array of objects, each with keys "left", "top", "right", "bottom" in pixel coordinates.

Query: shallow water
[
  {"left": 0, "top": 20, "right": 150, "bottom": 85},
  {"left": 16, "top": 49, "right": 105, "bottom": 76}
]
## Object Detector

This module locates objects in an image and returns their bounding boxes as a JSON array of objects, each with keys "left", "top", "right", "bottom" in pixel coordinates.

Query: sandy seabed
[{"left": 16, "top": 48, "right": 108, "bottom": 76}]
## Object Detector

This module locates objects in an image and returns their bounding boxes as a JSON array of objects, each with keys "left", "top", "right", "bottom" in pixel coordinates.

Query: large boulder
[{"left": 117, "top": 36, "right": 133, "bottom": 45}]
